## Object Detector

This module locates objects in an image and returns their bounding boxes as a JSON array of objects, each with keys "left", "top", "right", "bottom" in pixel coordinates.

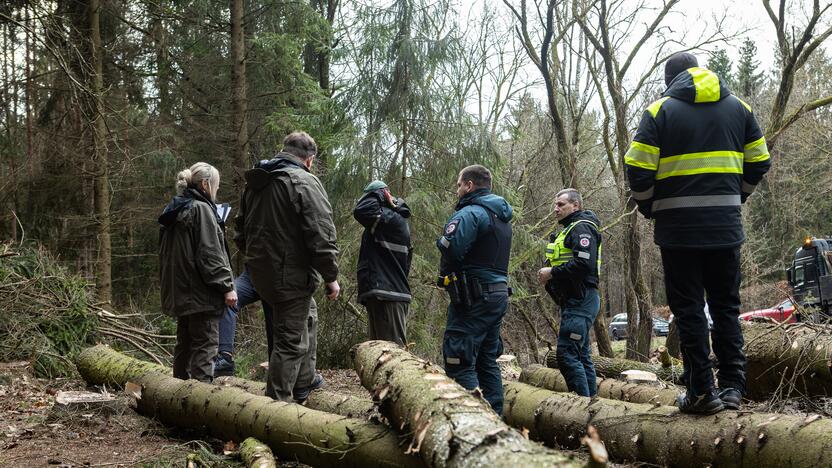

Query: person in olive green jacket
[
  {"left": 235, "top": 131, "right": 340, "bottom": 403},
  {"left": 159, "top": 162, "right": 237, "bottom": 382}
]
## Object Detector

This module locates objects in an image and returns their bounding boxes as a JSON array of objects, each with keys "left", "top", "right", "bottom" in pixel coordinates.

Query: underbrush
[{"left": 0, "top": 243, "right": 97, "bottom": 377}]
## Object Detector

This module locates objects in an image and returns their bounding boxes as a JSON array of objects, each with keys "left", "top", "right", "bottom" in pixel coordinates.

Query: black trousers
[{"left": 661, "top": 247, "right": 746, "bottom": 396}]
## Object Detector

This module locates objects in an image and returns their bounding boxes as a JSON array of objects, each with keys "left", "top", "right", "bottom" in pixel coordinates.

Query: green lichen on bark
[
  {"left": 504, "top": 381, "right": 832, "bottom": 467},
  {"left": 239, "top": 437, "right": 276, "bottom": 468},
  {"left": 351, "top": 340, "right": 582, "bottom": 468},
  {"left": 76, "top": 344, "right": 421, "bottom": 468},
  {"left": 521, "top": 364, "right": 679, "bottom": 406}
]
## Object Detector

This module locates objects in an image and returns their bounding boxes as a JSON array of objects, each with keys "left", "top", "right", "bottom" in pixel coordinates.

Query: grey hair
[
  {"left": 556, "top": 188, "right": 582, "bottom": 208},
  {"left": 176, "top": 162, "right": 220, "bottom": 201}
]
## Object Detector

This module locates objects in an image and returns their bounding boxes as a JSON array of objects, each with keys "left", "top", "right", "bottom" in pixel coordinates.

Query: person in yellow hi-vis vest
[{"left": 537, "top": 188, "right": 602, "bottom": 396}]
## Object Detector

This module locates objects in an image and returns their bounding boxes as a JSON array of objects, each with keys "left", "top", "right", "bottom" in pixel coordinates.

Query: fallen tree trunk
[
  {"left": 77, "top": 345, "right": 420, "bottom": 468},
  {"left": 240, "top": 437, "right": 276, "bottom": 468},
  {"left": 520, "top": 365, "right": 678, "bottom": 406},
  {"left": 75, "top": 344, "right": 376, "bottom": 419},
  {"left": 744, "top": 322, "right": 832, "bottom": 399},
  {"left": 214, "top": 376, "right": 376, "bottom": 419},
  {"left": 545, "top": 350, "right": 684, "bottom": 384},
  {"left": 504, "top": 381, "right": 832, "bottom": 467},
  {"left": 351, "top": 340, "right": 583, "bottom": 467}
]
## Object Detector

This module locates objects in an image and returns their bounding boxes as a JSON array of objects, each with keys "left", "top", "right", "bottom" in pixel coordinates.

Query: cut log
[
  {"left": 52, "top": 390, "right": 120, "bottom": 415},
  {"left": 743, "top": 322, "right": 832, "bottom": 399},
  {"left": 76, "top": 345, "right": 421, "bottom": 468},
  {"left": 657, "top": 346, "right": 672, "bottom": 368},
  {"left": 504, "top": 381, "right": 832, "bottom": 467},
  {"left": 545, "top": 350, "right": 684, "bottom": 383},
  {"left": 351, "top": 340, "right": 582, "bottom": 467},
  {"left": 519, "top": 365, "right": 679, "bottom": 406},
  {"left": 214, "top": 376, "right": 376, "bottom": 419},
  {"left": 240, "top": 437, "right": 276, "bottom": 468}
]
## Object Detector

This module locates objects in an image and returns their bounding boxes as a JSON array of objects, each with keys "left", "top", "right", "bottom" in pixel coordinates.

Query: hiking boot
[
  {"left": 214, "top": 353, "right": 235, "bottom": 377},
  {"left": 677, "top": 389, "right": 724, "bottom": 415},
  {"left": 718, "top": 387, "right": 742, "bottom": 410},
  {"left": 293, "top": 373, "right": 325, "bottom": 403}
]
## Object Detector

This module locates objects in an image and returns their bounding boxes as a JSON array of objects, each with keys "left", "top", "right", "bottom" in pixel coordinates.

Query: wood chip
[
  {"left": 804, "top": 414, "right": 821, "bottom": 425},
  {"left": 423, "top": 374, "right": 445, "bottom": 381},
  {"left": 714, "top": 437, "right": 721, "bottom": 446},
  {"left": 440, "top": 392, "right": 465, "bottom": 399}
]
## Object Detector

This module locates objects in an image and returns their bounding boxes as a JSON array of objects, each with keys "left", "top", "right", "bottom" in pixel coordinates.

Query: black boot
[
  {"left": 718, "top": 387, "right": 742, "bottom": 410},
  {"left": 677, "top": 389, "right": 724, "bottom": 415}
]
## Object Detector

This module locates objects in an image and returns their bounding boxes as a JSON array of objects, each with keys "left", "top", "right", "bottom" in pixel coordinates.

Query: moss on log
[
  {"left": 76, "top": 345, "right": 421, "bottom": 468},
  {"left": 743, "top": 322, "right": 832, "bottom": 399},
  {"left": 351, "top": 340, "right": 582, "bottom": 468},
  {"left": 520, "top": 365, "right": 679, "bottom": 406},
  {"left": 545, "top": 350, "right": 684, "bottom": 384},
  {"left": 239, "top": 437, "right": 276, "bottom": 468},
  {"left": 504, "top": 381, "right": 832, "bottom": 467},
  {"left": 214, "top": 376, "right": 376, "bottom": 419}
]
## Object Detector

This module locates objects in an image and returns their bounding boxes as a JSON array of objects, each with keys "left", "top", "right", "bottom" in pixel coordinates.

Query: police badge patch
[
  {"left": 580, "top": 238, "right": 590, "bottom": 247},
  {"left": 445, "top": 219, "right": 460, "bottom": 235}
]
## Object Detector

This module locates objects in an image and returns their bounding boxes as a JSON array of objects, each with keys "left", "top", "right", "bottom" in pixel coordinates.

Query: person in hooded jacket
[
  {"left": 537, "top": 188, "right": 602, "bottom": 397},
  {"left": 235, "top": 131, "right": 339, "bottom": 403},
  {"left": 159, "top": 162, "right": 237, "bottom": 383},
  {"left": 436, "top": 165, "right": 513, "bottom": 415},
  {"left": 353, "top": 180, "right": 412, "bottom": 346},
  {"left": 625, "top": 52, "right": 771, "bottom": 414}
]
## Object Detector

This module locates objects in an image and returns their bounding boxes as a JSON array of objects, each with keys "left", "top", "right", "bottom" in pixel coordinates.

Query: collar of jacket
[
  {"left": 158, "top": 188, "right": 218, "bottom": 226},
  {"left": 559, "top": 209, "right": 583, "bottom": 227},
  {"left": 455, "top": 188, "right": 491, "bottom": 211},
  {"left": 256, "top": 152, "right": 309, "bottom": 172}
]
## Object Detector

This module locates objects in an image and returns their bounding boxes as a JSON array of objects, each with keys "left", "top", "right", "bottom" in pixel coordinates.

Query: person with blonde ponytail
[{"left": 159, "top": 162, "right": 237, "bottom": 382}]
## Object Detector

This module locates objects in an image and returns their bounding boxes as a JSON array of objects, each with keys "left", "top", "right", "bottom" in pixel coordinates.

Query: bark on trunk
[
  {"left": 743, "top": 322, "right": 832, "bottom": 399},
  {"left": 545, "top": 350, "right": 684, "bottom": 384},
  {"left": 504, "top": 381, "right": 832, "bottom": 467},
  {"left": 520, "top": 365, "right": 678, "bottom": 406},
  {"left": 593, "top": 313, "right": 614, "bottom": 357},
  {"left": 73, "top": 345, "right": 377, "bottom": 419},
  {"left": 240, "top": 437, "right": 276, "bottom": 468},
  {"left": 76, "top": 345, "right": 420, "bottom": 468},
  {"left": 351, "top": 341, "right": 581, "bottom": 467},
  {"left": 665, "top": 319, "right": 681, "bottom": 358},
  {"left": 214, "top": 376, "right": 376, "bottom": 419},
  {"left": 230, "top": 0, "right": 249, "bottom": 192}
]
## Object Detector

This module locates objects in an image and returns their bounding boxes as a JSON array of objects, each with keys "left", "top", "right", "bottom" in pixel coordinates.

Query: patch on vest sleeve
[
  {"left": 445, "top": 357, "right": 461, "bottom": 365},
  {"left": 569, "top": 333, "right": 582, "bottom": 341},
  {"left": 579, "top": 238, "right": 590, "bottom": 247},
  {"left": 439, "top": 236, "right": 450, "bottom": 248},
  {"left": 578, "top": 251, "right": 591, "bottom": 259},
  {"left": 445, "top": 219, "right": 460, "bottom": 235}
]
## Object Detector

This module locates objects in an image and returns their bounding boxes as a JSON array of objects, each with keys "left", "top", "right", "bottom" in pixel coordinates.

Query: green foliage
[
  {"left": 708, "top": 48, "right": 734, "bottom": 86},
  {"left": 735, "top": 39, "right": 765, "bottom": 99},
  {"left": 0, "top": 244, "right": 98, "bottom": 377}
]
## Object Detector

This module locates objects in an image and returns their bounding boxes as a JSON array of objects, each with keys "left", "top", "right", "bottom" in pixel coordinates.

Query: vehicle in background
[
  {"left": 739, "top": 299, "right": 796, "bottom": 324},
  {"left": 787, "top": 237, "right": 832, "bottom": 319},
  {"left": 608, "top": 313, "right": 669, "bottom": 340}
]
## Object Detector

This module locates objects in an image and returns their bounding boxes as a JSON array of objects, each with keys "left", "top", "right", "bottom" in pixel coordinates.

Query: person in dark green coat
[
  {"left": 235, "top": 131, "right": 340, "bottom": 403},
  {"left": 159, "top": 162, "right": 237, "bottom": 382}
]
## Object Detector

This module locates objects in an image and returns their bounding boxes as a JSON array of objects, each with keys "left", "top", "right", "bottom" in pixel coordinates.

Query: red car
[{"left": 739, "top": 299, "right": 796, "bottom": 323}]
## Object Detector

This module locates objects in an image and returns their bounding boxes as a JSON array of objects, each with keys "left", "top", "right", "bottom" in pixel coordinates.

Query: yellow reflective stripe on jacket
[
  {"left": 545, "top": 220, "right": 601, "bottom": 277},
  {"left": 743, "top": 137, "right": 770, "bottom": 162},
  {"left": 688, "top": 67, "right": 721, "bottom": 103},
  {"left": 647, "top": 97, "right": 671, "bottom": 118},
  {"left": 625, "top": 141, "right": 660, "bottom": 171},
  {"left": 734, "top": 95, "right": 752, "bottom": 112},
  {"left": 655, "top": 151, "right": 743, "bottom": 180}
]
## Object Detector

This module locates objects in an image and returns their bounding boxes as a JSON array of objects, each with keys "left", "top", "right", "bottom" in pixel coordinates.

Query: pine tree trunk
[
  {"left": 351, "top": 341, "right": 582, "bottom": 467},
  {"left": 520, "top": 365, "right": 678, "bottom": 406},
  {"left": 75, "top": 345, "right": 421, "bottom": 468},
  {"left": 504, "top": 381, "right": 832, "bottom": 467},
  {"left": 214, "top": 376, "right": 376, "bottom": 419},
  {"left": 230, "top": 0, "right": 249, "bottom": 192},
  {"left": 545, "top": 349, "right": 684, "bottom": 384},
  {"left": 88, "top": 0, "right": 112, "bottom": 304}
]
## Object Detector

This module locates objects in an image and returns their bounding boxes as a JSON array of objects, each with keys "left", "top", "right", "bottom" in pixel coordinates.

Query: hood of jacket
[
  {"left": 158, "top": 188, "right": 216, "bottom": 227},
  {"left": 457, "top": 188, "right": 513, "bottom": 222},
  {"left": 559, "top": 209, "right": 601, "bottom": 228},
  {"left": 244, "top": 153, "right": 308, "bottom": 191},
  {"left": 664, "top": 67, "right": 732, "bottom": 104}
]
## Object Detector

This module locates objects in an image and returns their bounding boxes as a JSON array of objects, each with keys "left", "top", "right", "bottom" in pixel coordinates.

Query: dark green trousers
[
  {"left": 365, "top": 298, "right": 408, "bottom": 346},
  {"left": 173, "top": 312, "right": 220, "bottom": 383},
  {"left": 265, "top": 296, "right": 318, "bottom": 402}
]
